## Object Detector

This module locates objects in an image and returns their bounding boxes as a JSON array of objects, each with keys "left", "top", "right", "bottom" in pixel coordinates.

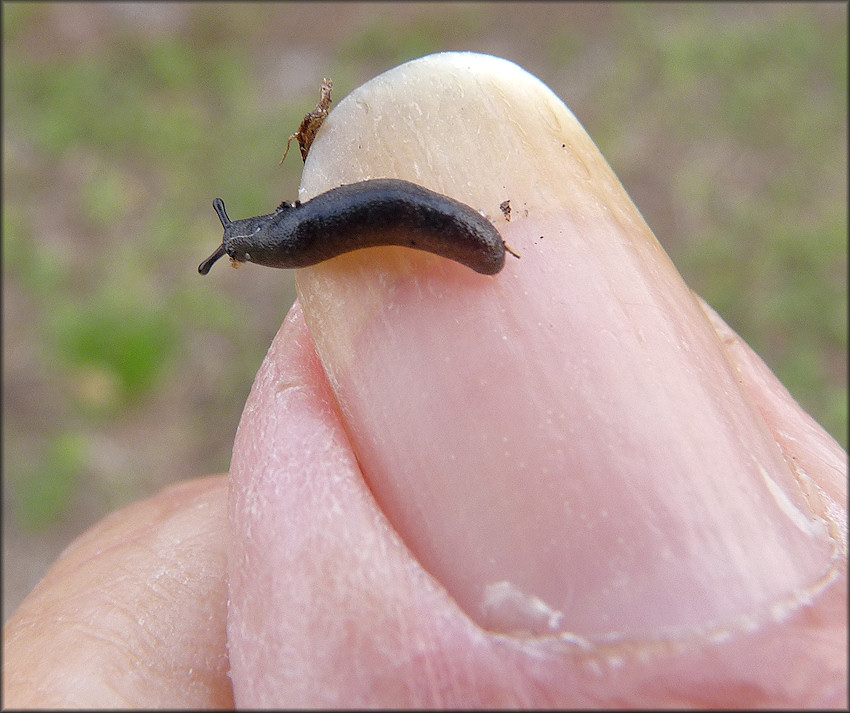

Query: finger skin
[
  {"left": 228, "top": 301, "right": 846, "bottom": 708},
  {"left": 2, "top": 475, "right": 233, "bottom": 709},
  {"left": 698, "top": 294, "right": 847, "bottom": 508}
]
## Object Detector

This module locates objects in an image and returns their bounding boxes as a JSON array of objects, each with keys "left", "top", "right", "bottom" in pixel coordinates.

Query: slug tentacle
[
  {"left": 212, "top": 198, "right": 231, "bottom": 228},
  {"left": 198, "top": 242, "right": 227, "bottom": 275}
]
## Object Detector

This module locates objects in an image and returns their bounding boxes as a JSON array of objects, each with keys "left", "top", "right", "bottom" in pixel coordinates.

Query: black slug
[{"left": 198, "top": 178, "right": 507, "bottom": 276}]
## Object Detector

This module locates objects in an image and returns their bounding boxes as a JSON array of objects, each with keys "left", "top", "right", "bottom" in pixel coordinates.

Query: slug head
[{"left": 198, "top": 198, "right": 283, "bottom": 274}]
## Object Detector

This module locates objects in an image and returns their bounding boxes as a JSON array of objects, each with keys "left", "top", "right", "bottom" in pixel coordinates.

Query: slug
[{"left": 198, "top": 178, "right": 507, "bottom": 276}]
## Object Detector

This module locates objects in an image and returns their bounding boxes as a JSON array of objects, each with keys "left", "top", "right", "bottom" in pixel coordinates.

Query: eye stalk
[{"left": 212, "top": 197, "right": 231, "bottom": 229}]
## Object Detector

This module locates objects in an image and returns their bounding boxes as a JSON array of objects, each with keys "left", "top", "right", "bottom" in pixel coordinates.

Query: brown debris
[{"left": 280, "top": 77, "right": 333, "bottom": 165}]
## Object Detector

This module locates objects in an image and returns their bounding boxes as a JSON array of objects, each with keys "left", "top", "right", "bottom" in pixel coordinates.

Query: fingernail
[{"left": 294, "top": 53, "right": 837, "bottom": 641}]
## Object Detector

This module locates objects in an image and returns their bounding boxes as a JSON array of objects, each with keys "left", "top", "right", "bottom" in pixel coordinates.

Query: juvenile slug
[{"left": 198, "top": 178, "right": 507, "bottom": 276}]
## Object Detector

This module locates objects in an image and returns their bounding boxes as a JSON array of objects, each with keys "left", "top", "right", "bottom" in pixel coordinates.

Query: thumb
[{"left": 227, "top": 52, "right": 846, "bottom": 706}]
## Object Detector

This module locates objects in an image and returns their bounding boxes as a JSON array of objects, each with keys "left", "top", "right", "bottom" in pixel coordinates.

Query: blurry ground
[{"left": 2, "top": 2, "right": 846, "bottom": 621}]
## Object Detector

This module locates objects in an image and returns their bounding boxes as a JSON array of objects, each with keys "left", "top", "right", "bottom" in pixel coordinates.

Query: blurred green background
[{"left": 3, "top": 2, "right": 846, "bottom": 620}]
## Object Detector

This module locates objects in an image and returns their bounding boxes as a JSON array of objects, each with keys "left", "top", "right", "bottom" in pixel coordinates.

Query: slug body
[{"left": 198, "top": 178, "right": 506, "bottom": 276}]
